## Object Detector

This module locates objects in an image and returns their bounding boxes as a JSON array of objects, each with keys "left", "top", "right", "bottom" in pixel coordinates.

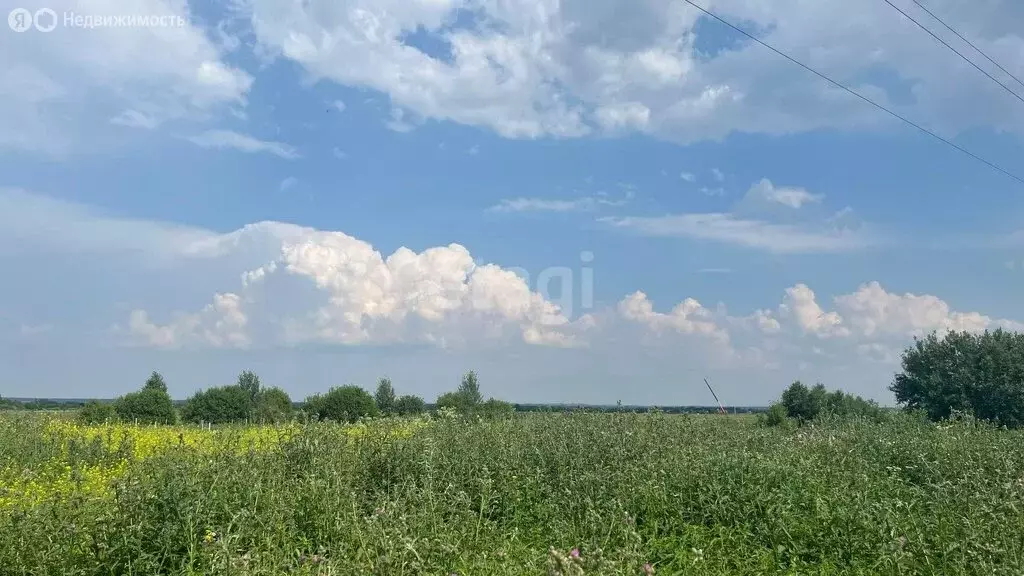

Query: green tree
[
  {"left": 181, "top": 385, "right": 252, "bottom": 424},
  {"left": 143, "top": 371, "right": 168, "bottom": 393},
  {"left": 114, "top": 387, "right": 176, "bottom": 424},
  {"left": 760, "top": 402, "right": 792, "bottom": 428},
  {"left": 892, "top": 329, "right": 1024, "bottom": 427},
  {"left": 0, "top": 395, "right": 21, "bottom": 410},
  {"left": 779, "top": 380, "right": 882, "bottom": 423},
  {"left": 477, "top": 397, "right": 515, "bottom": 419},
  {"left": 394, "top": 394, "right": 426, "bottom": 415},
  {"left": 237, "top": 370, "right": 262, "bottom": 402},
  {"left": 254, "top": 387, "right": 293, "bottom": 423},
  {"left": 305, "top": 385, "right": 378, "bottom": 423},
  {"left": 435, "top": 390, "right": 471, "bottom": 412},
  {"left": 374, "top": 377, "right": 396, "bottom": 415},
  {"left": 458, "top": 370, "right": 483, "bottom": 406},
  {"left": 78, "top": 400, "right": 116, "bottom": 424},
  {"left": 780, "top": 380, "right": 821, "bottom": 423}
]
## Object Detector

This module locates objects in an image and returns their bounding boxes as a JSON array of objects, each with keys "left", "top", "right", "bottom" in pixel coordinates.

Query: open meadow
[{"left": 2, "top": 411, "right": 1023, "bottom": 575}]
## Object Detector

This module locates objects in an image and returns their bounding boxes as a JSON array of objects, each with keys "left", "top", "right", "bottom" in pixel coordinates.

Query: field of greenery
[{"left": 2, "top": 409, "right": 1023, "bottom": 575}]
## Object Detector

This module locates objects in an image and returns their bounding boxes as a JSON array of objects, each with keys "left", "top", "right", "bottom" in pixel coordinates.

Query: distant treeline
[
  {"left": 508, "top": 404, "right": 768, "bottom": 414},
  {"left": 0, "top": 396, "right": 766, "bottom": 415},
  {"left": 16, "top": 327, "right": 1024, "bottom": 429}
]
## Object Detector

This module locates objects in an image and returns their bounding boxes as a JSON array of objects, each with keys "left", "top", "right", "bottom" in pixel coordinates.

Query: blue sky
[{"left": 2, "top": 0, "right": 1024, "bottom": 405}]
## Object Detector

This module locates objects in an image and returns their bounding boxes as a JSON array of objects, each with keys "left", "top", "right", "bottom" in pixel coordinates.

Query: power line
[
  {"left": 908, "top": 0, "right": 1024, "bottom": 92},
  {"left": 679, "top": 0, "right": 1024, "bottom": 187},
  {"left": 881, "top": 0, "right": 1024, "bottom": 107}
]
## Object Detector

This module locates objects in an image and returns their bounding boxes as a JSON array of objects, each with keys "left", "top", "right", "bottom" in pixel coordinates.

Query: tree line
[
  {"left": 78, "top": 369, "right": 514, "bottom": 425},
  {"left": 25, "top": 327, "right": 1024, "bottom": 429}
]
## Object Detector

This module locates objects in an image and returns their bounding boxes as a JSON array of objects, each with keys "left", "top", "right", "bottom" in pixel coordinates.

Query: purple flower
[
  {"left": 570, "top": 548, "right": 580, "bottom": 559},
  {"left": 643, "top": 562, "right": 654, "bottom": 575}
]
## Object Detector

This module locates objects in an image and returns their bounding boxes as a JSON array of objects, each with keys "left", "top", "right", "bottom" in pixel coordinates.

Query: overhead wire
[
  {"left": 678, "top": 0, "right": 1024, "bottom": 187},
  {"left": 908, "top": 0, "right": 1024, "bottom": 92},
  {"left": 880, "top": 0, "right": 1024, "bottom": 106}
]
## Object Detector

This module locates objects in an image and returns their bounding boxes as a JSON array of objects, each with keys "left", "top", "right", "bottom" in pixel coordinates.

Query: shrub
[
  {"left": 435, "top": 370, "right": 489, "bottom": 414},
  {"left": 78, "top": 400, "right": 116, "bottom": 424},
  {"left": 477, "top": 398, "right": 515, "bottom": 419},
  {"left": 760, "top": 402, "right": 791, "bottom": 428},
  {"left": 114, "top": 387, "right": 176, "bottom": 425},
  {"left": 780, "top": 381, "right": 824, "bottom": 423},
  {"left": 779, "top": 381, "right": 883, "bottom": 424},
  {"left": 253, "top": 387, "right": 293, "bottom": 423},
  {"left": 394, "top": 394, "right": 426, "bottom": 416},
  {"left": 822, "top": 389, "right": 884, "bottom": 420},
  {"left": 435, "top": 391, "right": 471, "bottom": 412},
  {"left": 305, "top": 385, "right": 378, "bottom": 423},
  {"left": 891, "top": 329, "right": 1024, "bottom": 427},
  {"left": 181, "top": 385, "right": 252, "bottom": 424}
]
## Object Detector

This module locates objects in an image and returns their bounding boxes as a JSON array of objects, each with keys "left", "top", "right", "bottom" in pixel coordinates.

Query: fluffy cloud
[
  {"left": 779, "top": 284, "right": 849, "bottom": 338},
  {"left": 619, "top": 291, "right": 728, "bottom": 342},
  {"left": 1, "top": 0, "right": 252, "bottom": 154},
  {"left": 239, "top": 0, "right": 1024, "bottom": 144},
  {"left": 127, "top": 293, "right": 248, "bottom": 349},
  {"left": 5, "top": 189, "right": 1023, "bottom": 402},
  {"left": 124, "top": 221, "right": 591, "bottom": 350},
  {"left": 8, "top": 188, "right": 1002, "bottom": 358},
  {"left": 832, "top": 281, "right": 1024, "bottom": 338},
  {"left": 775, "top": 281, "right": 1024, "bottom": 341}
]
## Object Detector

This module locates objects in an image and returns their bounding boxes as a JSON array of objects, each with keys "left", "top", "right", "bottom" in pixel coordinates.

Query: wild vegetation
[
  {"left": 3, "top": 330, "right": 1024, "bottom": 573},
  {"left": 2, "top": 410, "right": 1023, "bottom": 575}
]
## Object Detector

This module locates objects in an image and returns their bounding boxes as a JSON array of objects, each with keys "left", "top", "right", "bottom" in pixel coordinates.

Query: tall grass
[{"left": 1, "top": 412, "right": 1023, "bottom": 574}]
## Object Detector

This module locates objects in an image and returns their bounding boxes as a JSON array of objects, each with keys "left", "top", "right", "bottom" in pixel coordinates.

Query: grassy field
[{"left": 1, "top": 411, "right": 1023, "bottom": 575}]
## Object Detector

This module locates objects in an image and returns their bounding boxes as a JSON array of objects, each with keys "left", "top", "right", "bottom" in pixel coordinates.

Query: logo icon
[
  {"left": 8, "top": 7, "right": 32, "bottom": 32},
  {"left": 33, "top": 8, "right": 56, "bottom": 31}
]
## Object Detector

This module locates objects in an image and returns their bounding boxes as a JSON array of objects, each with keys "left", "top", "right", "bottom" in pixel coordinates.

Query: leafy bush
[
  {"left": 759, "top": 402, "right": 791, "bottom": 428},
  {"left": 435, "top": 370, "right": 487, "bottom": 414},
  {"left": 394, "top": 394, "right": 425, "bottom": 415},
  {"left": 78, "top": 400, "right": 116, "bottom": 424},
  {"left": 780, "top": 381, "right": 823, "bottom": 423},
  {"left": 181, "top": 385, "right": 252, "bottom": 424},
  {"left": 435, "top": 390, "right": 470, "bottom": 412},
  {"left": 434, "top": 371, "right": 516, "bottom": 419},
  {"left": 477, "top": 398, "right": 515, "bottom": 419},
  {"left": 114, "top": 387, "right": 176, "bottom": 425},
  {"left": 891, "top": 329, "right": 1024, "bottom": 427},
  {"left": 253, "top": 387, "right": 293, "bottom": 423},
  {"left": 305, "top": 385, "right": 378, "bottom": 423},
  {"left": 821, "top": 389, "right": 884, "bottom": 420},
  {"left": 779, "top": 381, "right": 882, "bottom": 424}
]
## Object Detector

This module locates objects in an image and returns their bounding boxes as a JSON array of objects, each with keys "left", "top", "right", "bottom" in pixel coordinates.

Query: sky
[{"left": 2, "top": 0, "right": 1024, "bottom": 405}]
